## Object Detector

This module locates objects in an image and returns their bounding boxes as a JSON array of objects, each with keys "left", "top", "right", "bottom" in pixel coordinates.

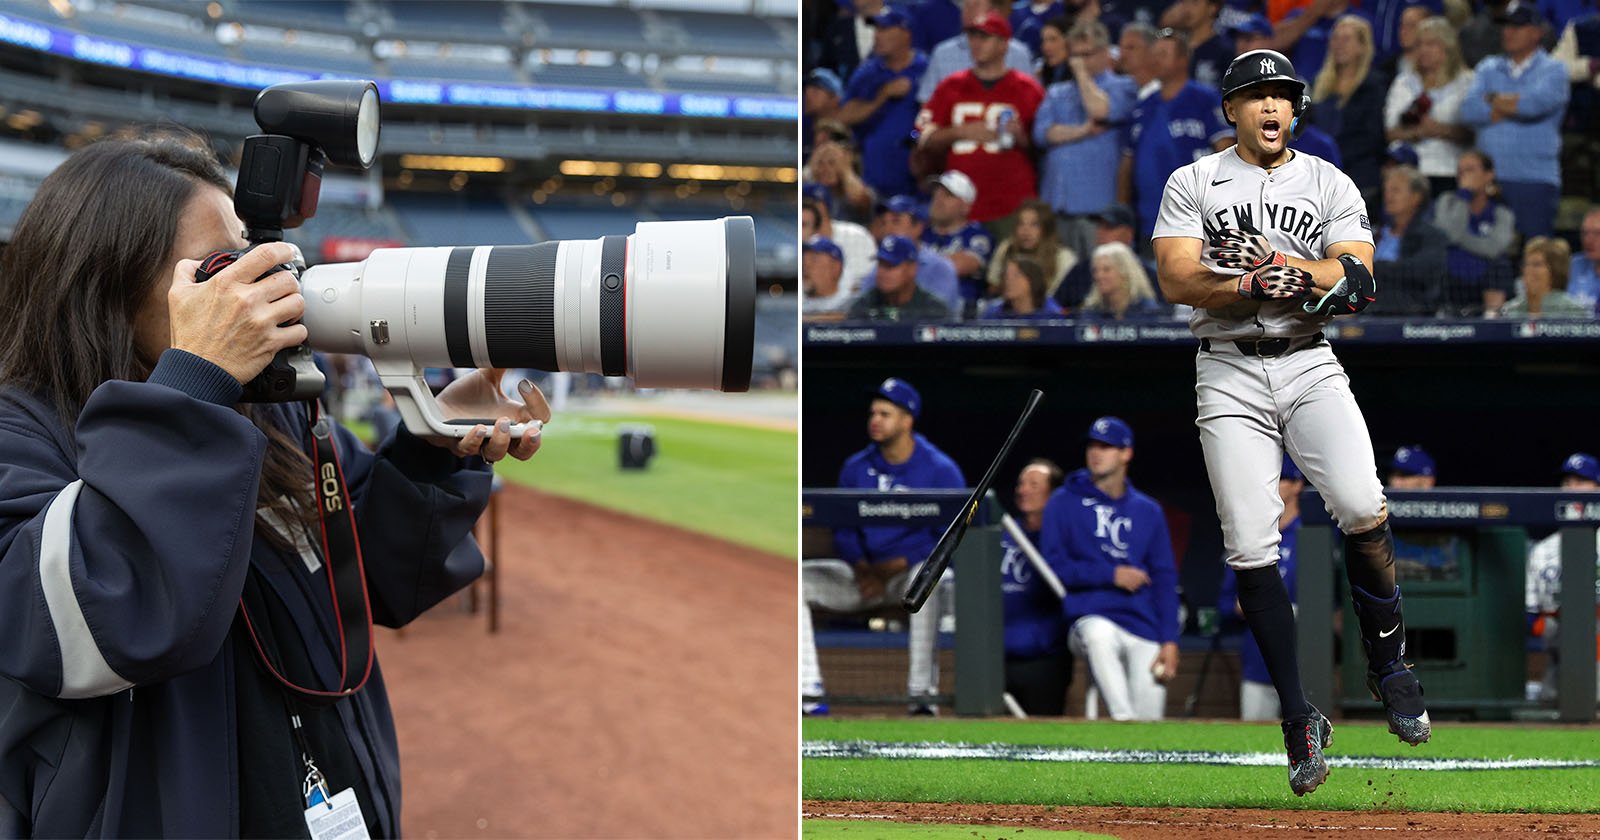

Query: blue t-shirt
[
  {"left": 1444, "top": 190, "right": 1514, "bottom": 289},
  {"left": 1568, "top": 254, "right": 1600, "bottom": 313},
  {"left": 1288, "top": 7, "right": 1376, "bottom": 84},
  {"left": 982, "top": 297, "right": 1066, "bottom": 319},
  {"left": 923, "top": 223, "right": 995, "bottom": 303},
  {"left": 1011, "top": 0, "right": 1067, "bottom": 58},
  {"left": 1216, "top": 517, "right": 1300, "bottom": 684},
  {"left": 1289, "top": 125, "right": 1343, "bottom": 167},
  {"left": 1126, "top": 81, "right": 1231, "bottom": 238},
  {"left": 834, "top": 433, "right": 967, "bottom": 566},
  {"left": 1001, "top": 525, "right": 1069, "bottom": 657},
  {"left": 844, "top": 52, "right": 930, "bottom": 198}
]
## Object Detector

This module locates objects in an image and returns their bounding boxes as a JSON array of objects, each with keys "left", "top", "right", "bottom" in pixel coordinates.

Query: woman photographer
[{"left": 0, "top": 133, "right": 543, "bottom": 836}]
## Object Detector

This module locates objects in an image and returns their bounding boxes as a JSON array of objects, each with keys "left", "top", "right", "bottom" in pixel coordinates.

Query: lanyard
[{"left": 240, "top": 401, "right": 374, "bottom": 700}]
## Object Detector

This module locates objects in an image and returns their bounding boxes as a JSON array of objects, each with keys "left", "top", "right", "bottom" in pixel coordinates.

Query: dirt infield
[
  {"left": 804, "top": 800, "right": 1600, "bottom": 838},
  {"left": 374, "top": 483, "right": 797, "bottom": 838}
]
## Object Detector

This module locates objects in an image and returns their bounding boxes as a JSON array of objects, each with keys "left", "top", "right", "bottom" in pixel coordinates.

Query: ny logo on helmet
[{"left": 1260, "top": 57, "right": 1277, "bottom": 75}]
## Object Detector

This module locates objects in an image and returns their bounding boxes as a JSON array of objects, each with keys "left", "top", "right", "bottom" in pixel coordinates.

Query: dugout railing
[
  {"left": 1299, "top": 489, "right": 1600, "bottom": 723},
  {"left": 802, "top": 489, "right": 1007, "bottom": 716}
]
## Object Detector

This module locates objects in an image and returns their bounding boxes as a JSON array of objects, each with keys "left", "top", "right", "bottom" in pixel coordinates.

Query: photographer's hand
[
  {"left": 168, "top": 242, "right": 306, "bottom": 384},
  {"left": 435, "top": 369, "right": 549, "bottom": 462}
]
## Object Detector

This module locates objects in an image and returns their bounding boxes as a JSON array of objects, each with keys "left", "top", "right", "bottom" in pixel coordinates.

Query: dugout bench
[{"left": 1299, "top": 488, "right": 1600, "bottom": 723}]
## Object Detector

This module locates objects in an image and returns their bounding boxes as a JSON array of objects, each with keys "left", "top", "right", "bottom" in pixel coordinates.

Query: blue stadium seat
[
  {"left": 384, "top": 57, "right": 522, "bottom": 84},
  {"left": 658, "top": 75, "right": 785, "bottom": 96},
  {"left": 527, "top": 63, "right": 647, "bottom": 91},
  {"left": 670, "top": 13, "right": 782, "bottom": 51},
  {"left": 71, "top": 14, "right": 228, "bottom": 58},
  {"left": 388, "top": 193, "right": 535, "bottom": 247},
  {"left": 232, "top": 0, "right": 356, "bottom": 31},
  {"left": 236, "top": 41, "right": 376, "bottom": 76},
  {"left": 523, "top": 203, "right": 641, "bottom": 243},
  {"left": 533, "top": 5, "right": 646, "bottom": 44},
  {"left": 381, "top": 0, "right": 514, "bottom": 41}
]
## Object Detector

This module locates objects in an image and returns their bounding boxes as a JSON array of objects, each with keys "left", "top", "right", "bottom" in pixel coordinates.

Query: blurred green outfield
[
  {"left": 803, "top": 719, "right": 1600, "bottom": 814},
  {"left": 489, "top": 411, "right": 796, "bottom": 557}
]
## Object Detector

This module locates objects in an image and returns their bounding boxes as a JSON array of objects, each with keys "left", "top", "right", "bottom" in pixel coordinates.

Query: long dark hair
[{"left": 0, "top": 132, "right": 317, "bottom": 549}]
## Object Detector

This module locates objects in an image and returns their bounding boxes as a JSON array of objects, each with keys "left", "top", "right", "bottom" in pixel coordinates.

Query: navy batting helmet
[{"left": 1219, "top": 49, "right": 1308, "bottom": 128}]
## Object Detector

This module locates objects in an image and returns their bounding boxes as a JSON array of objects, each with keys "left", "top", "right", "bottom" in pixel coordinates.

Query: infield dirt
[
  {"left": 806, "top": 800, "right": 1600, "bottom": 838},
  {"left": 375, "top": 483, "right": 798, "bottom": 837}
]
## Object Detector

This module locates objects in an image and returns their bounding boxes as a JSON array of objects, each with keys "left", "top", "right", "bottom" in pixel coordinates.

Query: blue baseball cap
[
  {"left": 1228, "top": 13, "right": 1274, "bottom": 38},
  {"left": 1386, "top": 141, "right": 1420, "bottom": 167},
  {"left": 869, "top": 8, "right": 912, "bottom": 29},
  {"left": 876, "top": 194, "right": 925, "bottom": 220},
  {"left": 1562, "top": 452, "right": 1600, "bottom": 482},
  {"left": 1391, "top": 445, "right": 1436, "bottom": 477},
  {"left": 876, "top": 377, "right": 921, "bottom": 418},
  {"left": 1499, "top": 0, "right": 1544, "bottom": 26},
  {"left": 805, "top": 67, "right": 844, "bottom": 97},
  {"left": 804, "top": 234, "right": 843, "bottom": 262},
  {"left": 876, "top": 234, "right": 918, "bottom": 265},
  {"left": 1086, "top": 416, "right": 1133, "bottom": 448},
  {"left": 1092, "top": 203, "right": 1136, "bottom": 229},
  {"left": 1281, "top": 454, "right": 1304, "bottom": 482},
  {"left": 803, "top": 181, "right": 830, "bottom": 206}
]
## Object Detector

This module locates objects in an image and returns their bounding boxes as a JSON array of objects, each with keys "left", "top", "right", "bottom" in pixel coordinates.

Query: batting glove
[
  {"left": 1238, "top": 261, "right": 1315, "bottom": 300},
  {"left": 1209, "top": 226, "right": 1279, "bottom": 271}
]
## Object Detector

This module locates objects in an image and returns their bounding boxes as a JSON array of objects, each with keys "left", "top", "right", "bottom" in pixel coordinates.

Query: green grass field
[
  {"left": 803, "top": 719, "right": 1600, "bottom": 813},
  {"left": 803, "top": 820, "right": 1112, "bottom": 839},
  {"left": 490, "top": 412, "right": 796, "bottom": 557}
]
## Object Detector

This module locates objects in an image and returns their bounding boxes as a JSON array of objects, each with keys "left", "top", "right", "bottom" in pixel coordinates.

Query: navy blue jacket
[
  {"left": 835, "top": 433, "right": 965, "bottom": 566},
  {"left": 1039, "top": 469, "right": 1178, "bottom": 644},
  {"left": 0, "top": 350, "right": 491, "bottom": 836},
  {"left": 1000, "top": 525, "right": 1066, "bottom": 658}
]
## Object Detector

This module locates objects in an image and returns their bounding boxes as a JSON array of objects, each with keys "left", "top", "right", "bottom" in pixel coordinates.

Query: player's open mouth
[{"left": 1262, "top": 119, "right": 1282, "bottom": 142}]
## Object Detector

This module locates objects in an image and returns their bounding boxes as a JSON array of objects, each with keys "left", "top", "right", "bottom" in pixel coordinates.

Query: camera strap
[{"left": 239, "top": 401, "right": 374, "bottom": 701}]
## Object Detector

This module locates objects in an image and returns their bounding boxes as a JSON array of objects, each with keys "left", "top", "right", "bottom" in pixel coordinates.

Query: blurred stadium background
[{"left": 0, "top": 0, "right": 798, "bottom": 390}]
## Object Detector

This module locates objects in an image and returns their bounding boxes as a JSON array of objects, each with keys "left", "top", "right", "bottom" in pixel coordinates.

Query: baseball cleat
[
  {"left": 1368, "top": 665, "right": 1430, "bottom": 745},
  {"left": 1281, "top": 703, "right": 1333, "bottom": 796}
]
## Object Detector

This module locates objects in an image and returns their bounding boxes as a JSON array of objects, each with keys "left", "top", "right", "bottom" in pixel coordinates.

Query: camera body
[{"left": 198, "top": 80, "right": 381, "bottom": 403}]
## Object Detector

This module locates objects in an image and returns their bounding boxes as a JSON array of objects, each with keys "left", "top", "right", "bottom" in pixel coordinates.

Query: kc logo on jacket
[
  {"left": 1093, "top": 505, "right": 1132, "bottom": 556},
  {"left": 1000, "top": 542, "right": 1034, "bottom": 590}
]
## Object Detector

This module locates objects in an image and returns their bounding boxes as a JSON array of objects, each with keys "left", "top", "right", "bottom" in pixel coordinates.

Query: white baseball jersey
[{"left": 1153, "top": 147, "right": 1374, "bottom": 341}]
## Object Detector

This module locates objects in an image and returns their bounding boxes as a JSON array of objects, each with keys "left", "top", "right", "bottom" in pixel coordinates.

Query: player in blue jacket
[
  {"left": 0, "top": 135, "right": 543, "bottom": 836},
  {"left": 801, "top": 378, "right": 967, "bottom": 714},
  {"left": 1217, "top": 455, "right": 1305, "bottom": 720},
  {"left": 1001, "top": 458, "right": 1073, "bottom": 714},
  {"left": 1040, "top": 416, "right": 1179, "bottom": 720}
]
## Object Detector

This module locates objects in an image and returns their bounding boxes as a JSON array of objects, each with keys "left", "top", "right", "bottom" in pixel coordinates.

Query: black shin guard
[
  {"left": 1235, "top": 564, "right": 1307, "bottom": 719},
  {"left": 1351, "top": 583, "right": 1409, "bottom": 674},
  {"left": 1344, "top": 519, "right": 1397, "bottom": 599}
]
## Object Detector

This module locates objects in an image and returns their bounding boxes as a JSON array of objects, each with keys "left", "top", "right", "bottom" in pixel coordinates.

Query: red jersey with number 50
[{"left": 917, "top": 69, "right": 1045, "bottom": 222}]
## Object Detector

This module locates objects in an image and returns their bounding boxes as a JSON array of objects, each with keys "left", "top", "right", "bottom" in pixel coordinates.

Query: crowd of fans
[{"left": 801, "top": 0, "right": 1600, "bottom": 322}]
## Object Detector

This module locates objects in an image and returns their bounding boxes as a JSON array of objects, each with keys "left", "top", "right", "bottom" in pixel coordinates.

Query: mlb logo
[{"left": 917, "top": 326, "right": 938, "bottom": 342}]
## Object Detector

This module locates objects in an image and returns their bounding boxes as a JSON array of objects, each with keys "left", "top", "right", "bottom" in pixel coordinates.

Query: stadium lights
[{"left": 397, "top": 154, "right": 509, "bottom": 173}]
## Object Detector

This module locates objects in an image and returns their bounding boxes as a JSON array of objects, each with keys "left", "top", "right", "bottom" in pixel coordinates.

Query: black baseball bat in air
[{"left": 902, "top": 388, "right": 1044, "bottom": 612}]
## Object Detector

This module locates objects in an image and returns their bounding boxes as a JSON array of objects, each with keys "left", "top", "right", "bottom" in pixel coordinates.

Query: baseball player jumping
[{"left": 1151, "top": 50, "right": 1430, "bottom": 797}]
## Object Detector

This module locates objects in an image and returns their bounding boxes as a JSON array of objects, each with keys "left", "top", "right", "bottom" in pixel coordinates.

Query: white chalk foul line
[{"left": 803, "top": 740, "right": 1600, "bottom": 771}]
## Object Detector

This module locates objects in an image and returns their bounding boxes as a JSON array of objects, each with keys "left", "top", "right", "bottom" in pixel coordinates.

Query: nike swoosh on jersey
[
  {"left": 1082, "top": 498, "right": 1097, "bottom": 506},
  {"left": 1211, "top": 178, "right": 1233, "bottom": 186},
  {"left": 1379, "top": 624, "right": 1401, "bottom": 638}
]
